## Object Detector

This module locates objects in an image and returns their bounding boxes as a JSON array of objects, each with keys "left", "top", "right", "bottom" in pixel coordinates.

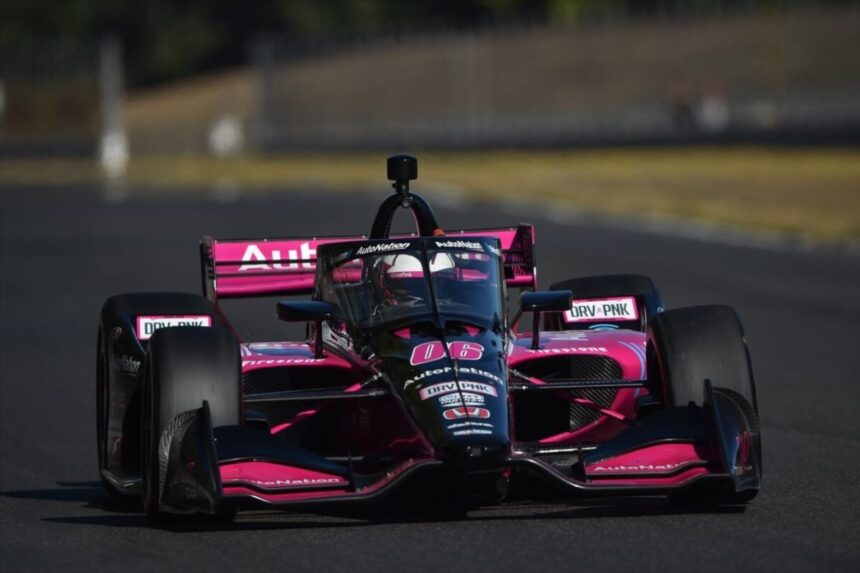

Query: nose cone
[
  {"left": 376, "top": 328, "right": 511, "bottom": 470},
  {"left": 438, "top": 434, "right": 510, "bottom": 471},
  {"left": 400, "top": 366, "right": 511, "bottom": 469},
  {"left": 395, "top": 352, "right": 510, "bottom": 470}
]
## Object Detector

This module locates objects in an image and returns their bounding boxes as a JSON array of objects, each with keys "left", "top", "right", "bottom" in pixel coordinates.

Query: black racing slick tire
[
  {"left": 550, "top": 274, "right": 659, "bottom": 299},
  {"left": 648, "top": 305, "right": 760, "bottom": 505},
  {"left": 96, "top": 292, "right": 226, "bottom": 497},
  {"left": 140, "top": 326, "right": 241, "bottom": 520},
  {"left": 547, "top": 274, "right": 663, "bottom": 331},
  {"left": 647, "top": 305, "right": 757, "bottom": 412}
]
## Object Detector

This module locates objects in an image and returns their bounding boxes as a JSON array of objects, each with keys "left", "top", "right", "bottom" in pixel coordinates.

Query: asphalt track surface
[{"left": 1, "top": 184, "right": 859, "bottom": 572}]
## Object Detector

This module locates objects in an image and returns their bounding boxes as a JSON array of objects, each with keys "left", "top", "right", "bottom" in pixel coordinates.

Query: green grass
[{"left": 2, "top": 148, "right": 858, "bottom": 241}]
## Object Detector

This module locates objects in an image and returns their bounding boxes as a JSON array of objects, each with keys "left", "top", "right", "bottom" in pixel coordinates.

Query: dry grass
[
  {"left": 2, "top": 148, "right": 858, "bottom": 240},
  {"left": 125, "top": 67, "right": 254, "bottom": 153},
  {"left": 423, "top": 148, "right": 860, "bottom": 240}
]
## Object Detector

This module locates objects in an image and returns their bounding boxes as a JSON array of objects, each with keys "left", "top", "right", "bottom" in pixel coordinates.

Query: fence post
[
  {"left": 252, "top": 37, "right": 276, "bottom": 152},
  {"left": 98, "top": 37, "right": 128, "bottom": 184}
]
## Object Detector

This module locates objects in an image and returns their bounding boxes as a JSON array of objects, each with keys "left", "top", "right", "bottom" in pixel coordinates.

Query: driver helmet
[
  {"left": 377, "top": 253, "right": 455, "bottom": 303},
  {"left": 382, "top": 253, "right": 455, "bottom": 277}
]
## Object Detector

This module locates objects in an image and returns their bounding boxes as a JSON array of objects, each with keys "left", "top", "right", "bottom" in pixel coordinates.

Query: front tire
[
  {"left": 97, "top": 292, "right": 225, "bottom": 495},
  {"left": 648, "top": 305, "right": 757, "bottom": 411},
  {"left": 648, "top": 305, "right": 760, "bottom": 504},
  {"left": 140, "top": 326, "right": 241, "bottom": 519}
]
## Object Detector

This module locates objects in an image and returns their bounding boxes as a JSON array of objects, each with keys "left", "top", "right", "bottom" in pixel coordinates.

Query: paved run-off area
[{"left": 1, "top": 185, "right": 859, "bottom": 572}]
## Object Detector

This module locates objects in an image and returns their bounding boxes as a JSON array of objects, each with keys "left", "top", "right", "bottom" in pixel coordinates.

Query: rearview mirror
[
  {"left": 276, "top": 300, "right": 337, "bottom": 323},
  {"left": 520, "top": 290, "right": 572, "bottom": 350},
  {"left": 277, "top": 301, "right": 337, "bottom": 358},
  {"left": 520, "top": 290, "right": 572, "bottom": 313}
]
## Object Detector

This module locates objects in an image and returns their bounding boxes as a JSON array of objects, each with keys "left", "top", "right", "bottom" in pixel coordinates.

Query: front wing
[{"left": 153, "top": 382, "right": 760, "bottom": 514}]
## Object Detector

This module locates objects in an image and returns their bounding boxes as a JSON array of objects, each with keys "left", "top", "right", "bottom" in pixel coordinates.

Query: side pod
[
  {"left": 158, "top": 401, "right": 222, "bottom": 514},
  {"left": 705, "top": 381, "right": 762, "bottom": 496}
]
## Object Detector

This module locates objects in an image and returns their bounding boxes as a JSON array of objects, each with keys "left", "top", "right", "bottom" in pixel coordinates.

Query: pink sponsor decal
[
  {"left": 411, "top": 341, "right": 446, "bottom": 365},
  {"left": 510, "top": 331, "right": 647, "bottom": 382},
  {"left": 240, "top": 341, "right": 353, "bottom": 373},
  {"left": 220, "top": 461, "right": 349, "bottom": 491},
  {"left": 242, "top": 358, "right": 321, "bottom": 366},
  {"left": 585, "top": 442, "right": 708, "bottom": 476},
  {"left": 410, "top": 341, "right": 484, "bottom": 365},
  {"left": 564, "top": 296, "right": 638, "bottom": 323},
  {"left": 269, "top": 409, "right": 319, "bottom": 435},
  {"left": 221, "top": 458, "right": 438, "bottom": 504},
  {"left": 523, "top": 346, "right": 609, "bottom": 354},
  {"left": 586, "top": 466, "right": 712, "bottom": 487},
  {"left": 135, "top": 315, "right": 212, "bottom": 340}
]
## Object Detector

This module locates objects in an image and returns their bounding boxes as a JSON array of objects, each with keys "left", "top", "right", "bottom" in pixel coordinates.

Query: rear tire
[
  {"left": 550, "top": 274, "right": 659, "bottom": 298},
  {"left": 140, "top": 326, "right": 241, "bottom": 520}
]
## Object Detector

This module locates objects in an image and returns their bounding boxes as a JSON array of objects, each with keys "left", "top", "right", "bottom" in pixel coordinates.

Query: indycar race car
[{"left": 96, "top": 155, "right": 761, "bottom": 520}]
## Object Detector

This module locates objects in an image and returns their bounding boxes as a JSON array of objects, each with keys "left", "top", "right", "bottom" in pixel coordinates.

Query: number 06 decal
[{"left": 410, "top": 341, "right": 484, "bottom": 365}]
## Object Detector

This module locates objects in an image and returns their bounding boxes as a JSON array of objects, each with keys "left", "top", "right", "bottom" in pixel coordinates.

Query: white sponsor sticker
[
  {"left": 118, "top": 354, "right": 141, "bottom": 374},
  {"left": 439, "top": 392, "right": 485, "bottom": 407},
  {"left": 564, "top": 297, "right": 638, "bottom": 323},
  {"left": 404, "top": 365, "right": 504, "bottom": 389},
  {"left": 457, "top": 381, "right": 497, "bottom": 397},
  {"left": 356, "top": 242, "right": 410, "bottom": 256},
  {"left": 136, "top": 315, "right": 212, "bottom": 340},
  {"left": 545, "top": 331, "right": 589, "bottom": 341},
  {"left": 453, "top": 429, "right": 493, "bottom": 436},
  {"left": 457, "top": 367, "right": 504, "bottom": 385},
  {"left": 419, "top": 381, "right": 498, "bottom": 400},
  {"left": 419, "top": 382, "right": 458, "bottom": 400},
  {"left": 238, "top": 241, "right": 316, "bottom": 271},
  {"left": 434, "top": 239, "right": 484, "bottom": 251},
  {"left": 447, "top": 421, "right": 494, "bottom": 429}
]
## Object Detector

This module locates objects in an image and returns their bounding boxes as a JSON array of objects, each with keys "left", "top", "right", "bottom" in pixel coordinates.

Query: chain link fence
[
  {"left": 255, "top": 6, "right": 860, "bottom": 150},
  {"left": 2, "top": 5, "right": 858, "bottom": 156},
  {"left": 0, "top": 41, "right": 100, "bottom": 156}
]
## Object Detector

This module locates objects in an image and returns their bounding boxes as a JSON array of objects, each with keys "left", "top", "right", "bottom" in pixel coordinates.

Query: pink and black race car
[{"left": 96, "top": 155, "right": 761, "bottom": 520}]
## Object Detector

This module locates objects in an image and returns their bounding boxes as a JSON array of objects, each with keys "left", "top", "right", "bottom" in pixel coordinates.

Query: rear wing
[{"left": 200, "top": 225, "right": 536, "bottom": 301}]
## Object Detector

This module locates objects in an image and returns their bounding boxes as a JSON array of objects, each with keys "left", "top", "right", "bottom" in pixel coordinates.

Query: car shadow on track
[{"left": 3, "top": 481, "right": 746, "bottom": 532}]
